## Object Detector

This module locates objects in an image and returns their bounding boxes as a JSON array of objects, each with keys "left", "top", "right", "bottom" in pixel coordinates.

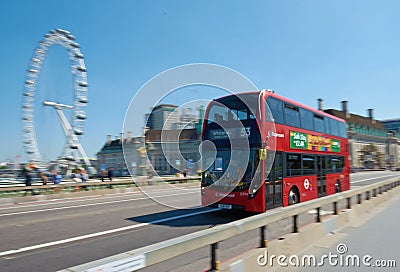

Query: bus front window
[{"left": 202, "top": 149, "right": 260, "bottom": 192}]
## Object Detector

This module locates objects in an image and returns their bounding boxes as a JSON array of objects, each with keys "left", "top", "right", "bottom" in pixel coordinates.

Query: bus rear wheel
[{"left": 288, "top": 187, "right": 299, "bottom": 205}]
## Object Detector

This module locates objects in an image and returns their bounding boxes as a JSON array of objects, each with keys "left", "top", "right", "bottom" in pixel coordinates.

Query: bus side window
[
  {"left": 284, "top": 104, "right": 301, "bottom": 128},
  {"left": 330, "top": 118, "right": 339, "bottom": 136},
  {"left": 300, "top": 108, "right": 313, "bottom": 131},
  {"left": 326, "top": 156, "right": 333, "bottom": 174},
  {"left": 313, "top": 114, "right": 325, "bottom": 133},
  {"left": 286, "top": 153, "right": 301, "bottom": 176},
  {"left": 331, "top": 156, "right": 344, "bottom": 173},
  {"left": 338, "top": 122, "right": 347, "bottom": 138},
  {"left": 266, "top": 97, "right": 284, "bottom": 124},
  {"left": 324, "top": 117, "right": 331, "bottom": 135},
  {"left": 302, "top": 155, "right": 315, "bottom": 175}
]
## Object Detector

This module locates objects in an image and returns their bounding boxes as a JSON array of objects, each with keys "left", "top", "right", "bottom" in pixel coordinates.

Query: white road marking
[
  {"left": 350, "top": 174, "right": 400, "bottom": 184},
  {"left": 0, "top": 208, "right": 220, "bottom": 257},
  {"left": 0, "top": 191, "right": 199, "bottom": 217}
]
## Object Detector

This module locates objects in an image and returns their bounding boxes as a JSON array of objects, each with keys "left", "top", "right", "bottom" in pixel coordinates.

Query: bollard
[
  {"left": 260, "top": 226, "right": 267, "bottom": 248},
  {"left": 333, "top": 202, "right": 338, "bottom": 215},
  {"left": 293, "top": 215, "right": 298, "bottom": 233},
  {"left": 316, "top": 207, "right": 321, "bottom": 223},
  {"left": 210, "top": 242, "right": 219, "bottom": 271},
  {"left": 347, "top": 197, "right": 351, "bottom": 209}
]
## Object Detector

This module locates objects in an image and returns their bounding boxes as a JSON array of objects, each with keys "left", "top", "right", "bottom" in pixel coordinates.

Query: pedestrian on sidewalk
[
  {"left": 25, "top": 170, "right": 33, "bottom": 186},
  {"left": 107, "top": 167, "right": 114, "bottom": 182},
  {"left": 39, "top": 172, "right": 48, "bottom": 185},
  {"left": 25, "top": 170, "right": 34, "bottom": 195}
]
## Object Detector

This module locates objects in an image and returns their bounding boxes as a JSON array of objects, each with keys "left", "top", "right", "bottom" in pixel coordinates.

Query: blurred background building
[
  {"left": 97, "top": 104, "right": 204, "bottom": 176},
  {"left": 322, "top": 100, "right": 400, "bottom": 170}
]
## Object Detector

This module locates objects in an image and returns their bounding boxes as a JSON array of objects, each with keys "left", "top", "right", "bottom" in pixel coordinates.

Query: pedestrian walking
[
  {"left": 25, "top": 170, "right": 33, "bottom": 186},
  {"left": 55, "top": 172, "right": 62, "bottom": 184},
  {"left": 25, "top": 170, "right": 34, "bottom": 195},
  {"left": 107, "top": 167, "right": 114, "bottom": 182},
  {"left": 81, "top": 169, "right": 88, "bottom": 183},
  {"left": 100, "top": 170, "right": 106, "bottom": 182},
  {"left": 72, "top": 169, "right": 82, "bottom": 183},
  {"left": 39, "top": 172, "right": 48, "bottom": 185}
]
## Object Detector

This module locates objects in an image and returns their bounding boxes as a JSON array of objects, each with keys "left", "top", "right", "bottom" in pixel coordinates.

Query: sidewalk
[{"left": 294, "top": 194, "right": 399, "bottom": 271}]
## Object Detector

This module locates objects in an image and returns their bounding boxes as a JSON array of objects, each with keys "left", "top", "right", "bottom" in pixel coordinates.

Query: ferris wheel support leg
[{"left": 54, "top": 108, "right": 96, "bottom": 175}]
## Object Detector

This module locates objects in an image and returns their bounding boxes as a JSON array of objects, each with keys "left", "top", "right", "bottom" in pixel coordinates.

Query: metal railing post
[
  {"left": 293, "top": 215, "right": 298, "bottom": 233},
  {"left": 260, "top": 226, "right": 267, "bottom": 248},
  {"left": 316, "top": 207, "right": 321, "bottom": 223},
  {"left": 357, "top": 194, "right": 362, "bottom": 204},
  {"left": 347, "top": 197, "right": 351, "bottom": 209},
  {"left": 210, "top": 242, "right": 219, "bottom": 271},
  {"left": 333, "top": 202, "right": 338, "bottom": 215}
]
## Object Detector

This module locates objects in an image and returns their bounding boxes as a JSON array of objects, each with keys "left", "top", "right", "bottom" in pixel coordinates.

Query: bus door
[
  {"left": 317, "top": 156, "right": 327, "bottom": 197},
  {"left": 265, "top": 152, "right": 283, "bottom": 209}
]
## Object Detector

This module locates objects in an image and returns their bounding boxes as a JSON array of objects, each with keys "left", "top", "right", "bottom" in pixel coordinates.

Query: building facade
[
  {"left": 96, "top": 129, "right": 201, "bottom": 176},
  {"left": 145, "top": 104, "right": 180, "bottom": 130},
  {"left": 324, "top": 101, "right": 400, "bottom": 169},
  {"left": 96, "top": 133, "right": 146, "bottom": 176}
]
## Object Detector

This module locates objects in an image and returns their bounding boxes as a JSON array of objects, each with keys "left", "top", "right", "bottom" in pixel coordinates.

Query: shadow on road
[{"left": 125, "top": 207, "right": 252, "bottom": 227}]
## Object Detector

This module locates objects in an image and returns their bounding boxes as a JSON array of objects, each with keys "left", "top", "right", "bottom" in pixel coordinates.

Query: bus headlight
[{"left": 249, "top": 188, "right": 258, "bottom": 199}]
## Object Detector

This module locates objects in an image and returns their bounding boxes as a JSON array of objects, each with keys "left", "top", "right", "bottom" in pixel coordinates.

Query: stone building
[
  {"left": 323, "top": 101, "right": 400, "bottom": 169},
  {"left": 145, "top": 128, "right": 200, "bottom": 175},
  {"left": 96, "top": 133, "right": 146, "bottom": 176},
  {"left": 97, "top": 103, "right": 204, "bottom": 176},
  {"left": 96, "top": 129, "right": 201, "bottom": 176}
]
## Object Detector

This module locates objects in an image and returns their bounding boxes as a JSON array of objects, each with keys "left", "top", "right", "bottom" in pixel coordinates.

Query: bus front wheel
[{"left": 288, "top": 187, "right": 299, "bottom": 205}]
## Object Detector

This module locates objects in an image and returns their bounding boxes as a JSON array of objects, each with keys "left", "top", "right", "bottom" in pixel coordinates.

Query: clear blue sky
[{"left": 1, "top": 0, "right": 399, "bottom": 162}]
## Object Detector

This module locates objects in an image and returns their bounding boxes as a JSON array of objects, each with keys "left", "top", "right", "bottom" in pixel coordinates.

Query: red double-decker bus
[{"left": 201, "top": 90, "right": 349, "bottom": 213}]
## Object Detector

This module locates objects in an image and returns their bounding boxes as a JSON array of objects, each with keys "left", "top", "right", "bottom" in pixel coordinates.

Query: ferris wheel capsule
[
  {"left": 78, "top": 96, "right": 88, "bottom": 103},
  {"left": 76, "top": 66, "right": 86, "bottom": 72},
  {"left": 76, "top": 112, "right": 86, "bottom": 120},
  {"left": 78, "top": 81, "right": 88, "bottom": 87},
  {"left": 74, "top": 52, "right": 84, "bottom": 59},
  {"left": 70, "top": 143, "right": 79, "bottom": 149},
  {"left": 74, "top": 129, "right": 83, "bottom": 135}
]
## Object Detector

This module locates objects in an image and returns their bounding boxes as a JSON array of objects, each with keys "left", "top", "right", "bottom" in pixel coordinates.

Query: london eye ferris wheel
[{"left": 22, "top": 28, "right": 94, "bottom": 173}]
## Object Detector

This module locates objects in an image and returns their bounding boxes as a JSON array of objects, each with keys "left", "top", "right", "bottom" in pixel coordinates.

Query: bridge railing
[
  {"left": 0, "top": 176, "right": 200, "bottom": 196},
  {"left": 59, "top": 177, "right": 400, "bottom": 272}
]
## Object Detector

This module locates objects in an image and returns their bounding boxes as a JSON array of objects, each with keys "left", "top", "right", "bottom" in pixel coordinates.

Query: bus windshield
[{"left": 202, "top": 148, "right": 260, "bottom": 191}]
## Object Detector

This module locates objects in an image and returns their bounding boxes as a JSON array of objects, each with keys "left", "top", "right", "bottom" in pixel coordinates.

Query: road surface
[{"left": 0, "top": 171, "right": 398, "bottom": 271}]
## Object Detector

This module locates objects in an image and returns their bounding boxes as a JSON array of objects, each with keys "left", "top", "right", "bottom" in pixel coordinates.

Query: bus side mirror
[{"left": 259, "top": 148, "right": 267, "bottom": 160}]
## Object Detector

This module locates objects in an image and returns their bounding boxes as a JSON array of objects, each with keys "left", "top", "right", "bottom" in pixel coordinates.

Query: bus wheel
[
  {"left": 288, "top": 187, "right": 299, "bottom": 205},
  {"left": 335, "top": 180, "right": 341, "bottom": 193}
]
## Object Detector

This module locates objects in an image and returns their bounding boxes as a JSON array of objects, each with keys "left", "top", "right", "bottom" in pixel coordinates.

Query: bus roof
[
  {"left": 262, "top": 90, "right": 345, "bottom": 123},
  {"left": 209, "top": 90, "right": 346, "bottom": 123}
]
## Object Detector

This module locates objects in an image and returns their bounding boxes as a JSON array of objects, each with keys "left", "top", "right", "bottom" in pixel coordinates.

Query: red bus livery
[{"left": 201, "top": 90, "right": 350, "bottom": 213}]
